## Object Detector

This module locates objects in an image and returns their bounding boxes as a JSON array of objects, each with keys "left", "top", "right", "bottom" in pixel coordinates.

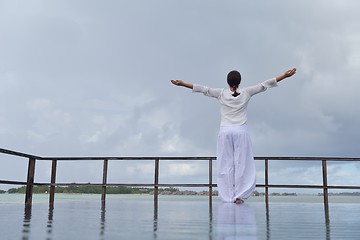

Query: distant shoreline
[{"left": 1, "top": 186, "right": 359, "bottom": 196}]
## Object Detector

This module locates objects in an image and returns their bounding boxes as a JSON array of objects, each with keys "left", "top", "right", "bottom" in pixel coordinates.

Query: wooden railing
[{"left": 1, "top": 147, "right": 360, "bottom": 216}]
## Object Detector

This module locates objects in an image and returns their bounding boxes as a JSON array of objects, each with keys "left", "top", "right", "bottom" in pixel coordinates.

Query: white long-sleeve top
[{"left": 192, "top": 78, "right": 278, "bottom": 126}]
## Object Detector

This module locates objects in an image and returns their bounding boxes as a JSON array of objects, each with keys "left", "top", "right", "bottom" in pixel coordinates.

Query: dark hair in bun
[{"left": 227, "top": 70, "right": 241, "bottom": 97}]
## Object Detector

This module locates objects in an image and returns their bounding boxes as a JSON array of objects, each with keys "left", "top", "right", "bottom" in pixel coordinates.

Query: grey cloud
[{"left": 1, "top": 1, "right": 360, "bottom": 189}]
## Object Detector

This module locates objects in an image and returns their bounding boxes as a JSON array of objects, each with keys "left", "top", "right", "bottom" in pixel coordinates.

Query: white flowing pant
[{"left": 216, "top": 124, "right": 256, "bottom": 202}]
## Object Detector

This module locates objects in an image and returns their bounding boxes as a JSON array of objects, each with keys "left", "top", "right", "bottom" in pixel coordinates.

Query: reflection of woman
[
  {"left": 171, "top": 68, "right": 296, "bottom": 203},
  {"left": 217, "top": 203, "right": 257, "bottom": 239}
]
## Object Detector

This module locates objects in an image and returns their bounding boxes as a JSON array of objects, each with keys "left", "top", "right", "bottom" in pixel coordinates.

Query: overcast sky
[{"left": 1, "top": 0, "right": 360, "bottom": 192}]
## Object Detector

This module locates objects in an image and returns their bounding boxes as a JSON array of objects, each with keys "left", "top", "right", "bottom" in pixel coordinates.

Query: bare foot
[{"left": 234, "top": 198, "right": 244, "bottom": 204}]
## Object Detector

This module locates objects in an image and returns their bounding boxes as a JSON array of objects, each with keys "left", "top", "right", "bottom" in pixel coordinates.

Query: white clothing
[
  {"left": 217, "top": 124, "right": 255, "bottom": 202},
  {"left": 193, "top": 78, "right": 277, "bottom": 125},
  {"left": 192, "top": 78, "right": 278, "bottom": 202}
]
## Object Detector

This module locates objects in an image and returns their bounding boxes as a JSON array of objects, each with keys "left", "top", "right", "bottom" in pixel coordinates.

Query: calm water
[{"left": 0, "top": 194, "right": 359, "bottom": 239}]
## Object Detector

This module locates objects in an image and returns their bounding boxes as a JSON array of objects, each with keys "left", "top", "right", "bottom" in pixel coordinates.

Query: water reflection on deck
[{"left": 8, "top": 195, "right": 359, "bottom": 240}]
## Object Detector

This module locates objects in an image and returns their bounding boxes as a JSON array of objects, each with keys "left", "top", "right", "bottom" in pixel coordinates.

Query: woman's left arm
[
  {"left": 171, "top": 80, "right": 193, "bottom": 89},
  {"left": 171, "top": 79, "right": 222, "bottom": 99}
]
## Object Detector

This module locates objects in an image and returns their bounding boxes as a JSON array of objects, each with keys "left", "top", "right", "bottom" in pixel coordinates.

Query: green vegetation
[
  {"left": 8, "top": 185, "right": 50, "bottom": 194},
  {"left": 0, "top": 190, "right": 5, "bottom": 194},
  {"left": 3, "top": 185, "right": 179, "bottom": 194},
  {"left": 323, "top": 192, "right": 360, "bottom": 196}
]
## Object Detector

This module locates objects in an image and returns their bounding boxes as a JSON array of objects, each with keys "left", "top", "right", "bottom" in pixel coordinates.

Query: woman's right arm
[
  {"left": 275, "top": 68, "right": 297, "bottom": 82},
  {"left": 246, "top": 68, "right": 297, "bottom": 96}
]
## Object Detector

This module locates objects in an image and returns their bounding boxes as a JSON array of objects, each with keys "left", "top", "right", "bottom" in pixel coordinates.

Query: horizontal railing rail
[
  {"left": 0, "top": 148, "right": 41, "bottom": 159},
  {"left": 1, "top": 147, "right": 360, "bottom": 219}
]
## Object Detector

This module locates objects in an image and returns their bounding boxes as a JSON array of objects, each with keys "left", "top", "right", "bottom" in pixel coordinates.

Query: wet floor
[{"left": 1, "top": 194, "right": 359, "bottom": 239}]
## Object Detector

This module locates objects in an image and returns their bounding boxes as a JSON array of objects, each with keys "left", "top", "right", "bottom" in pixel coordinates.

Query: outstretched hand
[
  {"left": 171, "top": 79, "right": 184, "bottom": 86},
  {"left": 284, "top": 68, "right": 297, "bottom": 78},
  {"left": 276, "top": 67, "right": 297, "bottom": 82}
]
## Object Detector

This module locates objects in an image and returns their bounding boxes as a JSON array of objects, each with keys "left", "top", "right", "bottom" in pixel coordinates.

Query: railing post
[
  {"left": 154, "top": 158, "right": 159, "bottom": 202},
  {"left": 153, "top": 158, "right": 159, "bottom": 233},
  {"left": 322, "top": 159, "right": 330, "bottom": 222},
  {"left": 208, "top": 158, "right": 213, "bottom": 224},
  {"left": 49, "top": 160, "right": 57, "bottom": 209},
  {"left": 101, "top": 159, "right": 109, "bottom": 205},
  {"left": 265, "top": 159, "right": 269, "bottom": 204},
  {"left": 208, "top": 159, "right": 213, "bottom": 205},
  {"left": 25, "top": 157, "right": 36, "bottom": 205}
]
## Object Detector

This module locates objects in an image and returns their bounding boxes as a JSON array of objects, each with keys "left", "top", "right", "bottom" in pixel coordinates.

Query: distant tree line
[
  {"left": 2, "top": 186, "right": 179, "bottom": 194},
  {"left": 319, "top": 192, "right": 360, "bottom": 196}
]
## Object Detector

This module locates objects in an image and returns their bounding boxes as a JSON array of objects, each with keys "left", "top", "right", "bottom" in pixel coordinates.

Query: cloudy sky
[{"left": 1, "top": 0, "right": 360, "bottom": 192}]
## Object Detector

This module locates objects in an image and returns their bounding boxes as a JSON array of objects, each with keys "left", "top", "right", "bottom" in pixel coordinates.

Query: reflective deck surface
[{"left": 0, "top": 194, "right": 359, "bottom": 239}]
